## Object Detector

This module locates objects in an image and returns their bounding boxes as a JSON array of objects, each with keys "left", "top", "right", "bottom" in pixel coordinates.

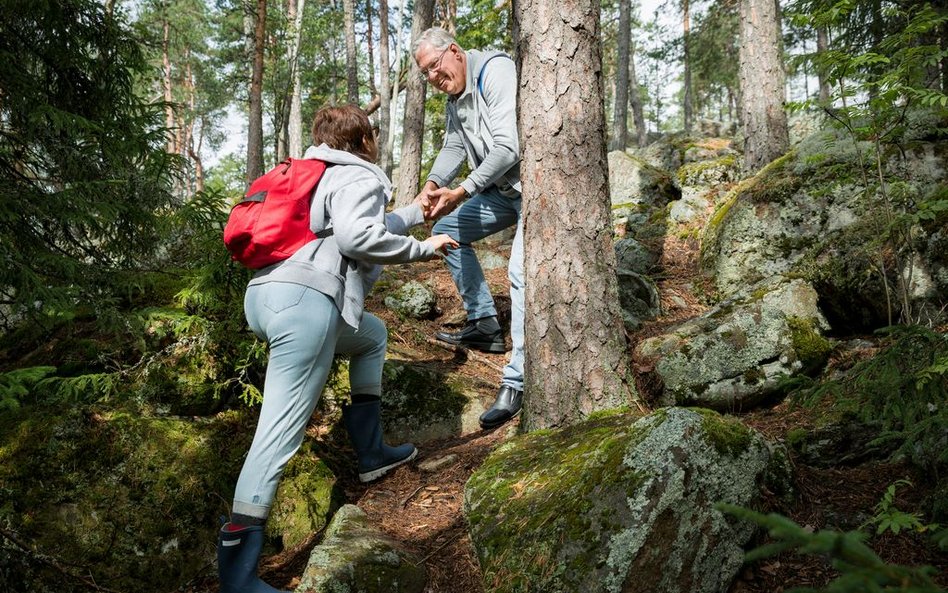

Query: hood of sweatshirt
[{"left": 302, "top": 144, "right": 392, "bottom": 201}]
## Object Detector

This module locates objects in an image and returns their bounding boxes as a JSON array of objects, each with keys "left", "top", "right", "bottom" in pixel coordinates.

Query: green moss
[
  {"left": 743, "top": 367, "right": 766, "bottom": 386},
  {"left": 268, "top": 442, "right": 343, "bottom": 548},
  {"left": 691, "top": 408, "right": 754, "bottom": 456},
  {"left": 380, "top": 361, "right": 467, "bottom": 424},
  {"left": 677, "top": 154, "right": 738, "bottom": 186},
  {"left": 786, "top": 316, "right": 832, "bottom": 372},
  {"left": 465, "top": 411, "right": 648, "bottom": 592}
]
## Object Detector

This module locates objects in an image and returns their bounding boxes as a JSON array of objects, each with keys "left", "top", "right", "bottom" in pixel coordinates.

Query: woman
[{"left": 218, "top": 104, "right": 456, "bottom": 593}]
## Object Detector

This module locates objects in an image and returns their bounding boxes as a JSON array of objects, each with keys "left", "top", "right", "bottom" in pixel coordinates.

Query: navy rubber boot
[
  {"left": 217, "top": 523, "right": 288, "bottom": 593},
  {"left": 342, "top": 400, "right": 417, "bottom": 482}
]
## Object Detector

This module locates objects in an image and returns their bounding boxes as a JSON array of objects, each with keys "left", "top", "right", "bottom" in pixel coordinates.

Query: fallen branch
[
  {"left": 0, "top": 527, "right": 125, "bottom": 593},
  {"left": 425, "top": 338, "right": 505, "bottom": 374}
]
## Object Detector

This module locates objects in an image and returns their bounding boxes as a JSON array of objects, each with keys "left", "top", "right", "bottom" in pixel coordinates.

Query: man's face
[{"left": 416, "top": 43, "right": 466, "bottom": 96}]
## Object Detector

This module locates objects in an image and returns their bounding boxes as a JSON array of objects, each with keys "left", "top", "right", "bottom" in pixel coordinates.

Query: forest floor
[{"left": 205, "top": 233, "right": 947, "bottom": 593}]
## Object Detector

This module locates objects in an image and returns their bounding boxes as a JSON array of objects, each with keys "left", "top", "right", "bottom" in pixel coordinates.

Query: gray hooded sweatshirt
[
  {"left": 248, "top": 144, "right": 435, "bottom": 329},
  {"left": 426, "top": 49, "right": 521, "bottom": 198}
]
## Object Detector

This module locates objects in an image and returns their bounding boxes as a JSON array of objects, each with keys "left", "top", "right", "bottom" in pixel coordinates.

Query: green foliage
[
  {"left": 0, "top": 366, "right": 57, "bottom": 411},
  {"left": 790, "top": 326, "right": 948, "bottom": 473},
  {"left": 0, "top": 0, "right": 180, "bottom": 330},
  {"left": 862, "top": 479, "right": 941, "bottom": 537},
  {"left": 719, "top": 503, "right": 945, "bottom": 593}
]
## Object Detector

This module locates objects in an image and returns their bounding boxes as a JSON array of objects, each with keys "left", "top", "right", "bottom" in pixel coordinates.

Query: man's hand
[
  {"left": 413, "top": 181, "right": 439, "bottom": 220},
  {"left": 428, "top": 186, "right": 467, "bottom": 219}
]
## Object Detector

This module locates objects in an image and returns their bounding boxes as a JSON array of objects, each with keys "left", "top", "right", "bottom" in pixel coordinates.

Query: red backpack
[{"left": 223, "top": 158, "right": 329, "bottom": 269}]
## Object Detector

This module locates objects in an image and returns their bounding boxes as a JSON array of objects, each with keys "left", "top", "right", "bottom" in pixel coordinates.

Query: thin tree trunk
[
  {"left": 162, "top": 18, "right": 176, "bottom": 154},
  {"left": 395, "top": 0, "right": 434, "bottom": 206},
  {"left": 515, "top": 0, "right": 637, "bottom": 431},
  {"left": 344, "top": 0, "right": 359, "bottom": 103},
  {"left": 379, "top": 0, "right": 394, "bottom": 175},
  {"left": 683, "top": 0, "right": 693, "bottom": 135},
  {"left": 366, "top": 0, "right": 377, "bottom": 96},
  {"left": 816, "top": 26, "right": 830, "bottom": 102},
  {"left": 629, "top": 41, "right": 647, "bottom": 146},
  {"left": 363, "top": 71, "right": 407, "bottom": 114},
  {"left": 247, "top": 0, "right": 267, "bottom": 183},
  {"left": 610, "top": 0, "right": 631, "bottom": 151},
  {"left": 388, "top": 0, "right": 406, "bottom": 164},
  {"left": 738, "top": 0, "right": 788, "bottom": 173},
  {"left": 288, "top": 0, "right": 306, "bottom": 157}
]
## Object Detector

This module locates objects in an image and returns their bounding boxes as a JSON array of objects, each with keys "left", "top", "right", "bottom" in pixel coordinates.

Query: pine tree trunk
[
  {"left": 288, "top": 0, "right": 306, "bottom": 157},
  {"left": 344, "top": 0, "right": 359, "bottom": 104},
  {"left": 366, "top": 0, "right": 377, "bottom": 96},
  {"left": 162, "top": 18, "right": 176, "bottom": 154},
  {"left": 738, "top": 0, "right": 788, "bottom": 173},
  {"left": 683, "top": 0, "right": 693, "bottom": 135},
  {"left": 247, "top": 0, "right": 266, "bottom": 183},
  {"left": 388, "top": 0, "right": 407, "bottom": 166},
  {"left": 629, "top": 41, "right": 647, "bottom": 146},
  {"left": 395, "top": 0, "right": 434, "bottom": 206},
  {"left": 515, "top": 0, "right": 638, "bottom": 431},
  {"left": 816, "top": 26, "right": 830, "bottom": 102},
  {"left": 610, "top": 0, "right": 631, "bottom": 151},
  {"left": 379, "top": 0, "right": 394, "bottom": 175}
]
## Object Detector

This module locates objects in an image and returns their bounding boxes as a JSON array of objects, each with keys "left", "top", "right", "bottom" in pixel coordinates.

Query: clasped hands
[{"left": 414, "top": 182, "right": 464, "bottom": 255}]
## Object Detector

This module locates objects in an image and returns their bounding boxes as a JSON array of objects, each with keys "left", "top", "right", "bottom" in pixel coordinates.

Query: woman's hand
[{"left": 423, "top": 234, "right": 459, "bottom": 254}]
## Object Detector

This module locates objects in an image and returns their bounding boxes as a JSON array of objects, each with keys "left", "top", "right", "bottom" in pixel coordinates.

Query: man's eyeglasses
[{"left": 419, "top": 45, "right": 451, "bottom": 80}]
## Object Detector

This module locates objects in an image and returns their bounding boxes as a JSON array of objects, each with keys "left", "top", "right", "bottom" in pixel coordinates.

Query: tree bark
[
  {"left": 816, "top": 26, "right": 830, "bottom": 103},
  {"left": 738, "top": 0, "right": 788, "bottom": 173},
  {"left": 366, "top": 0, "right": 377, "bottom": 96},
  {"left": 629, "top": 41, "right": 647, "bottom": 146},
  {"left": 344, "top": 0, "right": 359, "bottom": 104},
  {"left": 247, "top": 0, "right": 267, "bottom": 183},
  {"left": 378, "top": 0, "right": 394, "bottom": 175},
  {"left": 515, "top": 0, "right": 638, "bottom": 431},
  {"left": 287, "top": 0, "right": 306, "bottom": 157},
  {"left": 395, "top": 0, "right": 434, "bottom": 206},
  {"left": 388, "top": 0, "right": 407, "bottom": 167},
  {"left": 162, "top": 18, "right": 176, "bottom": 154},
  {"left": 610, "top": 0, "right": 631, "bottom": 150},
  {"left": 683, "top": 0, "right": 693, "bottom": 135}
]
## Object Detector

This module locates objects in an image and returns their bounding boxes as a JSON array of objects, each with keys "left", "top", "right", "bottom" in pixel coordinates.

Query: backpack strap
[{"left": 477, "top": 53, "right": 512, "bottom": 97}]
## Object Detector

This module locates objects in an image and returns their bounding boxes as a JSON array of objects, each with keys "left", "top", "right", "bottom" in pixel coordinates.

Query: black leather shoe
[
  {"left": 435, "top": 319, "right": 506, "bottom": 353},
  {"left": 479, "top": 385, "right": 523, "bottom": 429}
]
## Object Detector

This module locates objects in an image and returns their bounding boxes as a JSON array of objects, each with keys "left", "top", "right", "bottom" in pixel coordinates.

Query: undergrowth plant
[{"left": 719, "top": 503, "right": 946, "bottom": 593}]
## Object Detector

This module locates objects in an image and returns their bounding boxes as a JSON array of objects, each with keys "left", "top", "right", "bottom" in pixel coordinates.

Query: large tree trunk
[
  {"left": 344, "top": 0, "right": 359, "bottom": 104},
  {"left": 515, "top": 0, "right": 638, "bottom": 431},
  {"left": 629, "top": 41, "right": 648, "bottom": 146},
  {"left": 378, "top": 0, "right": 394, "bottom": 175},
  {"left": 247, "top": 0, "right": 266, "bottom": 183},
  {"left": 288, "top": 0, "right": 306, "bottom": 157},
  {"left": 610, "top": 0, "right": 631, "bottom": 150},
  {"left": 816, "top": 26, "right": 830, "bottom": 102},
  {"left": 395, "top": 0, "right": 434, "bottom": 206},
  {"left": 682, "top": 0, "right": 693, "bottom": 135},
  {"left": 738, "top": 0, "right": 788, "bottom": 173}
]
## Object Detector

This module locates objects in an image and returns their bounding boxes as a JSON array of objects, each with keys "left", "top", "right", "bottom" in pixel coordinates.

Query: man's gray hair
[{"left": 411, "top": 27, "right": 459, "bottom": 56}]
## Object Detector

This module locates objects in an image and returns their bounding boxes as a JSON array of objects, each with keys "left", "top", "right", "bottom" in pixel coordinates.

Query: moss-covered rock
[
  {"left": 608, "top": 150, "right": 680, "bottom": 229},
  {"left": 0, "top": 403, "right": 252, "bottom": 592},
  {"left": 633, "top": 278, "right": 831, "bottom": 411},
  {"left": 268, "top": 442, "right": 344, "bottom": 549},
  {"left": 464, "top": 407, "right": 773, "bottom": 593},
  {"left": 616, "top": 269, "right": 662, "bottom": 332},
  {"left": 382, "top": 281, "right": 438, "bottom": 319},
  {"left": 379, "top": 361, "right": 476, "bottom": 443},
  {"left": 296, "top": 504, "right": 426, "bottom": 593}
]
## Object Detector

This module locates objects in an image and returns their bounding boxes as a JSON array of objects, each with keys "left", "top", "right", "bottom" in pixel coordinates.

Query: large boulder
[
  {"left": 633, "top": 278, "right": 832, "bottom": 411},
  {"left": 296, "top": 504, "right": 426, "bottom": 593},
  {"left": 701, "top": 129, "right": 948, "bottom": 330},
  {"left": 617, "top": 269, "right": 662, "bottom": 332},
  {"left": 464, "top": 407, "right": 775, "bottom": 593},
  {"left": 268, "top": 444, "right": 344, "bottom": 549},
  {"left": 608, "top": 150, "right": 680, "bottom": 228}
]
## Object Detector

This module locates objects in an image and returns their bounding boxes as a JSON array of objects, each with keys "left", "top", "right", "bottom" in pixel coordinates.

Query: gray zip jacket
[
  {"left": 426, "top": 49, "right": 521, "bottom": 198},
  {"left": 248, "top": 144, "right": 435, "bottom": 329}
]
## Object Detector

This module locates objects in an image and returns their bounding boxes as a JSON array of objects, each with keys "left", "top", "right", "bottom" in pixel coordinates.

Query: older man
[{"left": 412, "top": 27, "right": 523, "bottom": 430}]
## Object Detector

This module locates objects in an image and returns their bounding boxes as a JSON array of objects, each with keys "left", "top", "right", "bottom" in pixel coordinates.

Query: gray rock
[
  {"left": 614, "top": 237, "right": 659, "bottom": 274},
  {"left": 616, "top": 269, "right": 662, "bottom": 332},
  {"left": 383, "top": 281, "right": 437, "bottom": 319},
  {"left": 296, "top": 504, "right": 425, "bottom": 593},
  {"left": 475, "top": 249, "right": 508, "bottom": 271},
  {"left": 634, "top": 278, "right": 831, "bottom": 410},
  {"left": 464, "top": 408, "right": 774, "bottom": 593},
  {"left": 608, "top": 150, "right": 680, "bottom": 218}
]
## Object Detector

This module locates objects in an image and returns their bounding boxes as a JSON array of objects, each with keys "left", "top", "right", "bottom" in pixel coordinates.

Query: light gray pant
[{"left": 233, "top": 282, "right": 387, "bottom": 520}]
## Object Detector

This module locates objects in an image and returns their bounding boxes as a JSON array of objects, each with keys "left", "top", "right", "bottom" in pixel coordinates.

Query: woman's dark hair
[{"left": 311, "top": 104, "right": 376, "bottom": 162}]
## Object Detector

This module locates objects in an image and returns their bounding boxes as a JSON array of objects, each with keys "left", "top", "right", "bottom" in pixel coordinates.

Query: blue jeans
[
  {"left": 433, "top": 188, "right": 524, "bottom": 392},
  {"left": 233, "top": 282, "right": 388, "bottom": 520}
]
